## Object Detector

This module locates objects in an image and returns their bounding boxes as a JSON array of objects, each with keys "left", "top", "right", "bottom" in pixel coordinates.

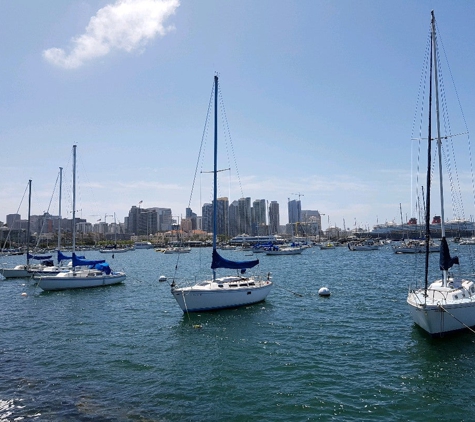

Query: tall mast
[
  {"left": 212, "top": 75, "right": 218, "bottom": 280},
  {"left": 58, "top": 167, "right": 62, "bottom": 251},
  {"left": 431, "top": 11, "right": 448, "bottom": 287},
  {"left": 26, "top": 180, "right": 31, "bottom": 266},
  {"left": 424, "top": 14, "right": 434, "bottom": 295},
  {"left": 72, "top": 145, "right": 77, "bottom": 254}
]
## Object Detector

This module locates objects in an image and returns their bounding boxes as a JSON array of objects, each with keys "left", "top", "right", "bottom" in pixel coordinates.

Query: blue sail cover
[
  {"left": 58, "top": 250, "right": 72, "bottom": 261},
  {"left": 27, "top": 253, "right": 52, "bottom": 260},
  {"left": 94, "top": 263, "right": 111, "bottom": 275},
  {"left": 58, "top": 250, "right": 85, "bottom": 262},
  {"left": 439, "top": 237, "right": 459, "bottom": 271},
  {"left": 211, "top": 249, "right": 259, "bottom": 270},
  {"left": 72, "top": 253, "right": 106, "bottom": 267}
]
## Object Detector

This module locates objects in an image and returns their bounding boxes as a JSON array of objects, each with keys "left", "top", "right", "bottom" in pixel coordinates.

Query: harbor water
[{"left": 2, "top": 244, "right": 475, "bottom": 421}]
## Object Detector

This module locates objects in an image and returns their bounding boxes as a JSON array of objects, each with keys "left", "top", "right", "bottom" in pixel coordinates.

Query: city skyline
[{"left": 2, "top": 198, "right": 326, "bottom": 234}]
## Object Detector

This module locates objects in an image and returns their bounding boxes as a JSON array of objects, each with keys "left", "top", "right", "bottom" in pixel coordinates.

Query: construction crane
[
  {"left": 292, "top": 192, "right": 304, "bottom": 202},
  {"left": 104, "top": 214, "right": 113, "bottom": 223}
]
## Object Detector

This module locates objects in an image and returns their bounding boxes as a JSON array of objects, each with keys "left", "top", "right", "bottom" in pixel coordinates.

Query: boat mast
[
  {"left": 58, "top": 167, "right": 62, "bottom": 252},
  {"left": 72, "top": 145, "right": 77, "bottom": 255},
  {"left": 26, "top": 180, "right": 31, "bottom": 266},
  {"left": 431, "top": 11, "right": 448, "bottom": 287},
  {"left": 424, "top": 14, "right": 434, "bottom": 295},
  {"left": 212, "top": 75, "right": 218, "bottom": 281}
]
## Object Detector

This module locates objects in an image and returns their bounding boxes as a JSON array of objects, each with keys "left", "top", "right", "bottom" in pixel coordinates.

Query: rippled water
[{"left": 2, "top": 245, "right": 475, "bottom": 421}]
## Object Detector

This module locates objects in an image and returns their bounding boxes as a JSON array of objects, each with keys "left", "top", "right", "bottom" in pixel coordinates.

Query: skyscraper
[
  {"left": 252, "top": 199, "right": 267, "bottom": 235},
  {"left": 288, "top": 199, "right": 301, "bottom": 224},
  {"left": 238, "top": 197, "right": 252, "bottom": 235},
  {"left": 268, "top": 201, "right": 280, "bottom": 235}
]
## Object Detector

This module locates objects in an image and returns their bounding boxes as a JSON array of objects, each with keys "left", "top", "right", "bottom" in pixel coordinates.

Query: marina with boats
[{"left": 3, "top": 7, "right": 475, "bottom": 420}]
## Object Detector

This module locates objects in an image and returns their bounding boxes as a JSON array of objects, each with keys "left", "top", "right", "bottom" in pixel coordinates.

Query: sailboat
[
  {"left": 0, "top": 180, "right": 44, "bottom": 278},
  {"left": 171, "top": 75, "right": 273, "bottom": 312},
  {"left": 36, "top": 145, "right": 126, "bottom": 291},
  {"left": 30, "top": 167, "right": 74, "bottom": 277},
  {"left": 407, "top": 11, "right": 475, "bottom": 336}
]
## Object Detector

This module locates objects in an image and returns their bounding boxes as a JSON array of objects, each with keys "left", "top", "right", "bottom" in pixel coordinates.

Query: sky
[{"left": 2, "top": 0, "right": 475, "bottom": 231}]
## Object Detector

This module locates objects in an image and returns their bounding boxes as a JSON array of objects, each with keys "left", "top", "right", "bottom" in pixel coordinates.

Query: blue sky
[{"left": 1, "top": 0, "right": 475, "bottom": 230}]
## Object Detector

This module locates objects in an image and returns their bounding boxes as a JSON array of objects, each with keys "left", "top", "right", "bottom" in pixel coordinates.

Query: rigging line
[
  {"left": 188, "top": 80, "right": 214, "bottom": 209},
  {"left": 437, "top": 17, "right": 474, "bottom": 239},
  {"left": 412, "top": 132, "right": 468, "bottom": 141},
  {"left": 412, "top": 28, "right": 431, "bottom": 219},
  {"left": 438, "top": 304, "right": 475, "bottom": 334},
  {"left": 218, "top": 84, "right": 245, "bottom": 199},
  {"left": 1, "top": 181, "right": 30, "bottom": 251},
  {"left": 35, "top": 170, "right": 61, "bottom": 250}
]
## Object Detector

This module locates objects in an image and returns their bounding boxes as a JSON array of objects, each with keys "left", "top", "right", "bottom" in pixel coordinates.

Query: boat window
[
  {"left": 229, "top": 284, "right": 237, "bottom": 288},
  {"left": 218, "top": 284, "right": 223, "bottom": 288}
]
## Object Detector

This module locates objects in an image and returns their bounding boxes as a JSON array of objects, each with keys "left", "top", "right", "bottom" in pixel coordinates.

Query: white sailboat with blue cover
[
  {"left": 37, "top": 145, "right": 126, "bottom": 291},
  {"left": 171, "top": 75, "right": 272, "bottom": 312}
]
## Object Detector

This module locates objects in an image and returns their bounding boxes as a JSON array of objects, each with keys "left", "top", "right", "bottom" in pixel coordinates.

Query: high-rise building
[
  {"left": 6, "top": 214, "right": 21, "bottom": 229},
  {"left": 228, "top": 200, "right": 239, "bottom": 237},
  {"left": 288, "top": 199, "right": 301, "bottom": 224},
  {"left": 126, "top": 206, "right": 170, "bottom": 235},
  {"left": 252, "top": 199, "right": 267, "bottom": 235},
  {"left": 216, "top": 197, "right": 229, "bottom": 237},
  {"left": 201, "top": 203, "right": 213, "bottom": 233},
  {"left": 238, "top": 197, "right": 252, "bottom": 235},
  {"left": 301, "top": 210, "right": 323, "bottom": 236},
  {"left": 268, "top": 201, "right": 280, "bottom": 235}
]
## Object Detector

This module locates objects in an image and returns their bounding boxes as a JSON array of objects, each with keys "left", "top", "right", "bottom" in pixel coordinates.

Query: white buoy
[
  {"left": 159, "top": 275, "right": 167, "bottom": 282},
  {"left": 318, "top": 287, "right": 331, "bottom": 297},
  {"left": 21, "top": 292, "right": 27, "bottom": 297}
]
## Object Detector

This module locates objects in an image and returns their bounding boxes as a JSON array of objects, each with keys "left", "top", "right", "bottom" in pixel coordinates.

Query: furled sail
[
  {"left": 58, "top": 250, "right": 72, "bottom": 262},
  {"left": 27, "top": 253, "right": 52, "bottom": 260},
  {"left": 58, "top": 250, "right": 85, "bottom": 262},
  {"left": 72, "top": 253, "right": 105, "bottom": 267},
  {"left": 211, "top": 249, "right": 259, "bottom": 270},
  {"left": 439, "top": 237, "right": 459, "bottom": 271}
]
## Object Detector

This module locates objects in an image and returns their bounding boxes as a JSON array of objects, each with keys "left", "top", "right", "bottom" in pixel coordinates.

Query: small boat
[
  {"left": 347, "top": 239, "right": 380, "bottom": 251},
  {"left": 265, "top": 245, "right": 303, "bottom": 255},
  {"left": 407, "top": 12, "right": 475, "bottom": 336},
  {"left": 393, "top": 239, "right": 439, "bottom": 254},
  {"left": 0, "top": 180, "right": 48, "bottom": 279},
  {"left": 171, "top": 76, "right": 272, "bottom": 312},
  {"left": 99, "top": 247, "right": 129, "bottom": 254},
  {"left": 163, "top": 246, "right": 191, "bottom": 254},
  {"left": 134, "top": 241, "right": 153, "bottom": 249},
  {"left": 319, "top": 241, "right": 335, "bottom": 250}
]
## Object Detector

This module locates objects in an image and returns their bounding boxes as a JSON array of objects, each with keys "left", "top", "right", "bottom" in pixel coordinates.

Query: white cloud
[{"left": 43, "top": 0, "right": 180, "bottom": 69}]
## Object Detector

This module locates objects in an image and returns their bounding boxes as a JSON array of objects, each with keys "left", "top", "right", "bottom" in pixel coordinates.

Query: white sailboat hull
[
  {"left": 99, "top": 249, "right": 129, "bottom": 253},
  {"left": 37, "top": 270, "right": 126, "bottom": 291},
  {"left": 1, "top": 265, "right": 31, "bottom": 279},
  {"left": 265, "top": 247, "right": 303, "bottom": 255},
  {"left": 172, "top": 277, "right": 273, "bottom": 312},
  {"left": 407, "top": 278, "right": 475, "bottom": 335}
]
